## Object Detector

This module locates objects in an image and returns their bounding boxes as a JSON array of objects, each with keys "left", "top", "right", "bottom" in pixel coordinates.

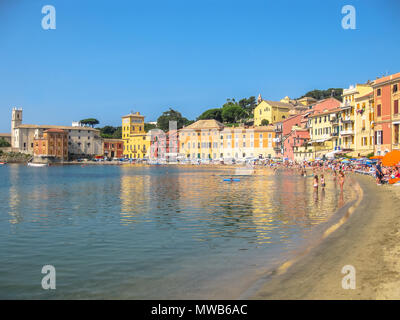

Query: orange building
[
  {"left": 103, "top": 139, "right": 124, "bottom": 158},
  {"left": 34, "top": 129, "right": 68, "bottom": 160},
  {"left": 373, "top": 72, "right": 400, "bottom": 155}
]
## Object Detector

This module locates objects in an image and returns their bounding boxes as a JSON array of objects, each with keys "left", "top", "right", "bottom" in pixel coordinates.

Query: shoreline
[{"left": 248, "top": 174, "right": 400, "bottom": 299}]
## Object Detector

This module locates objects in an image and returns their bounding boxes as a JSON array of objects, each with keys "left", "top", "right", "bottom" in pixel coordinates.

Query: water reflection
[{"left": 0, "top": 165, "right": 356, "bottom": 299}]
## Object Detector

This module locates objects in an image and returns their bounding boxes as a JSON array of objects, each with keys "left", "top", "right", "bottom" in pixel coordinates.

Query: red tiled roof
[{"left": 312, "top": 98, "right": 341, "bottom": 114}]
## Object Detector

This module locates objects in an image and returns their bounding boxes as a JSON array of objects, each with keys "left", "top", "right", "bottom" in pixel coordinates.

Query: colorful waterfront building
[
  {"left": 254, "top": 97, "right": 292, "bottom": 126},
  {"left": 307, "top": 98, "right": 342, "bottom": 158},
  {"left": 149, "top": 130, "right": 180, "bottom": 161},
  {"left": 11, "top": 108, "right": 102, "bottom": 158},
  {"left": 354, "top": 88, "right": 375, "bottom": 157},
  {"left": 337, "top": 84, "right": 373, "bottom": 155},
  {"left": 219, "top": 125, "right": 276, "bottom": 160},
  {"left": 103, "top": 139, "right": 124, "bottom": 159},
  {"left": 33, "top": 129, "right": 68, "bottom": 161},
  {"left": 284, "top": 127, "right": 310, "bottom": 161},
  {"left": 179, "top": 119, "right": 224, "bottom": 160},
  {"left": 121, "top": 112, "right": 150, "bottom": 159},
  {"left": 372, "top": 72, "right": 400, "bottom": 155}
]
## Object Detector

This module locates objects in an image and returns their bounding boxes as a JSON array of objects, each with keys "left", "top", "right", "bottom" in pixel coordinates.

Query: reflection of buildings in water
[
  {"left": 251, "top": 173, "right": 276, "bottom": 244},
  {"left": 120, "top": 168, "right": 151, "bottom": 226},
  {"left": 272, "top": 172, "right": 309, "bottom": 223},
  {"left": 8, "top": 165, "right": 22, "bottom": 224}
]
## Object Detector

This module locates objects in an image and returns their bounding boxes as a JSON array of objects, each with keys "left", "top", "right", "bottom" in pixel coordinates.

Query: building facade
[
  {"left": 11, "top": 108, "right": 102, "bottom": 157},
  {"left": 121, "top": 112, "right": 151, "bottom": 159},
  {"left": 103, "top": 139, "right": 124, "bottom": 158},
  {"left": 33, "top": 129, "right": 68, "bottom": 160},
  {"left": 372, "top": 72, "right": 400, "bottom": 155}
]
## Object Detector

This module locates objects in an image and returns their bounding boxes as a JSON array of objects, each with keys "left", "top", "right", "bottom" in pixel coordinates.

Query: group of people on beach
[{"left": 265, "top": 156, "right": 400, "bottom": 189}]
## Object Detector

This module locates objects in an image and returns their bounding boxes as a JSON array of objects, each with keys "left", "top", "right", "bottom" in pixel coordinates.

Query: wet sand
[{"left": 250, "top": 174, "right": 400, "bottom": 299}]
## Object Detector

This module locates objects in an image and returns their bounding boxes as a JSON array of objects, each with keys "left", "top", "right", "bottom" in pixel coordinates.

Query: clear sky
[{"left": 0, "top": 0, "right": 399, "bottom": 132}]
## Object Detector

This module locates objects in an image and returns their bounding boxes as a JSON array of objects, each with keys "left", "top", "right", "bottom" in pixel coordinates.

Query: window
[
  {"left": 375, "top": 131, "right": 383, "bottom": 145},
  {"left": 393, "top": 84, "right": 398, "bottom": 93},
  {"left": 377, "top": 104, "right": 382, "bottom": 117},
  {"left": 377, "top": 88, "right": 381, "bottom": 96},
  {"left": 394, "top": 100, "right": 399, "bottom": 115},
  {"left": 395, "top": 124, "right": 399, "bottom": 145}
]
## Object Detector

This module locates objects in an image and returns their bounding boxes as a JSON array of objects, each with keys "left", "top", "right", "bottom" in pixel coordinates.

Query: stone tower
[{"left": 11, "top": 107, "right": 22, "bottom": 148}]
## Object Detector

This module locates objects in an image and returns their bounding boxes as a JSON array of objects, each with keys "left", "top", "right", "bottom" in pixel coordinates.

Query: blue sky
[{"left": 0, "top": 0, "right": 399, "bottom": 132}]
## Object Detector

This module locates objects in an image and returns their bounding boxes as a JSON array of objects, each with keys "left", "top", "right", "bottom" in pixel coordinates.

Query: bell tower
[{"left": 11, "top": 107, "right": 22, "bottom": 148}]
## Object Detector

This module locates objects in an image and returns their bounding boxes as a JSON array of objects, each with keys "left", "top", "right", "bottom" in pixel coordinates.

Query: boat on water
[
  {"left": 0, "top": 162, "right": 6, "bottom": 166},
  {"left": 27, "top": 163, "right": 48, "bottom": 167}
]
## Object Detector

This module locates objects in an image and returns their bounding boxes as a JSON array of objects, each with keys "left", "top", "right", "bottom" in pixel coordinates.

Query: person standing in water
[
  {"left": 338, "top": 170, "right": 345, "bottom": 191},
  {"left": 313, "top": 175, "right": 319, "bottom": 191},
  {"left": 321, "top": 174, "right": 326, "bottom": 190}
]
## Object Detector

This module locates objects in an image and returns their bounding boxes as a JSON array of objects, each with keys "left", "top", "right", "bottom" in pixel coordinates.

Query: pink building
[{"left": 283, "top": 128, "right": 310, "bottom": 161}]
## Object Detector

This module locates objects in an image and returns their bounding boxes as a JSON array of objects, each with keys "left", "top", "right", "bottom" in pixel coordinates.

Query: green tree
[
  {"left": 299, "top": 88, "right": 343, "bottom": 102},
  {"left": 144, "top": 123, "right": 157, "bottom": 132},
  {"left": 221, "top": 105, "right": 247, "bottom": 123},
  {"left": 157, "top": 108, "right": 191, "bottom": 132},
  {"left": 80, "top": 118, "right": 100, "bottom": 128},
  {"left": 111, "top": 126, "right": 122, "bottom": 139},
  {"left": 0, "top": 138, "right": 11, "bottom": 147},
  {"left": 197, "top": 108, "right": 223, "bottom": 122},
  {"left": 261, "top": 119, "right": 269, "bottom": 126},
  {"left": 239, "top": 96, "right": 257, "bottom": 114},
  {"left": 98, "top": 126, "right": 122, "bottom": 139}
]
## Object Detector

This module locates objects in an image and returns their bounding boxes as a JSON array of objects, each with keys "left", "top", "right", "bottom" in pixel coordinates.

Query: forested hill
[{"left": 298, "top": 88, "right": 343, "bottom": 102}]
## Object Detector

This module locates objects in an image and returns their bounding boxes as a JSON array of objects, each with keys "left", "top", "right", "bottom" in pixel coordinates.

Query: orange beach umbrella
[
  {"left": 370, "top": 155, "right": 383, "bottom": 160},
  {"left": 382, "top": 150, "right": 400, "bottom": 167}
]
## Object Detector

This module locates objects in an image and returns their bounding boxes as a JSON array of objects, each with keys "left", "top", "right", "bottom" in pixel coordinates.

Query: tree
[
  {"left": 261, "top": 119, "right": 269, "bottom": 126},
  {"left": 221, "top": 105, "right": 247, "bottom": 123},
  {"left": 156, "top": 108, "right": 192, "bottom": 132},
  {"left": 80, "top": 118, "right": 99, "bottom": 128},
  {"left": 298, "top": 88, "right": 343, "bottom": 102},
  {"left": 98, "top": 126, "right": 122, "bottom": 139},
  {"left": 239, "top": 96, "right": 257, "bottom": 114},
  {"left": 144, "top": 123, "right": 157, "bottom": 132},
  {"left": 197, "top": 108, "right": 223, "bottom": 122},
  {"left": 0, "top": 138, "right": 11, "bottom": 147}
]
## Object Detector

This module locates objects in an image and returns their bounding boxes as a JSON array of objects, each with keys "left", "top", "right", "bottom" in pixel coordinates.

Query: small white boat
[
  {"left": 0, "top": 162, "right": 6, "bottom": 165},
  {"left": 27, "top": 163, "right": 48, "bottom": 167}
]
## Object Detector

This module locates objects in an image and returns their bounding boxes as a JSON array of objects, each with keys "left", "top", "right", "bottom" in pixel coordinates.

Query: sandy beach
[{"left": 249, "top": 174, "right": 400, "bottom": 299}]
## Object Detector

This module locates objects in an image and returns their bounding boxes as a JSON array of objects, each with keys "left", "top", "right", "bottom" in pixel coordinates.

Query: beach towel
[{"left": 389, "top": 177, "right": 400, "bottom": 185}]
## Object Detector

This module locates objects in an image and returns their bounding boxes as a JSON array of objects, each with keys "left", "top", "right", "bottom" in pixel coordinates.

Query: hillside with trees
[
  {"left": 197, "top": 96, "right": 256, "bottom": 125},
  {"left": 298, "top": 88, "right": 343, "bottom": 101}
]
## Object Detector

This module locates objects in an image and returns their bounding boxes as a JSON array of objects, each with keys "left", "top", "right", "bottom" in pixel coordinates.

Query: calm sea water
[{"left": 0, "top": 164, "right": 355, "bottom": 299}]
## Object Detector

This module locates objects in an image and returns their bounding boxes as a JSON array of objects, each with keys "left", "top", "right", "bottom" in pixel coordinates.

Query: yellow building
[
  {"left": 354, "top": 90, "right": 374, "bottom": 156},
  {"left": 121, "top": 112, "right": 151, "bottom": 159},
  {"left": 308, "top": 108, "right": 338, "bottom": 158},
  {"left": 178, "top": 119, "right": 277, "bottom": 160},
  {"left": 179, "top": 119, "right": 224, "bottom": 160},
  {"left": 341, "top": 83, "right": 374, "bottom": 155},
  {"left": 254, "top": 99, "right": 293, "bottom": 126}
]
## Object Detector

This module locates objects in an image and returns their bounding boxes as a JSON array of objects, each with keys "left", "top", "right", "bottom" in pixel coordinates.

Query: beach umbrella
[
  {"left": 370, "top": 155, "right": 383, "bottom": 160},
  {"left": 382, "top": 150, "right": 400, "bottom": 167}
]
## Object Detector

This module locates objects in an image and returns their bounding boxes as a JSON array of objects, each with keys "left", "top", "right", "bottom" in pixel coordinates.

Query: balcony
[
  {"left": 340, "top": 129, "right": 354, "bottom": 136},
  {"left": 341, "top": 116, "right": 353, "bottom": 123}
]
